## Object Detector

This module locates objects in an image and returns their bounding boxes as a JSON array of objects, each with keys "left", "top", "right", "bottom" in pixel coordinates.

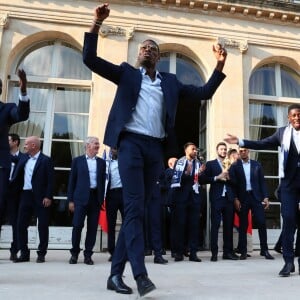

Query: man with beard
[
  {"left": 200, "top": 142, "right": 239, "bottom": 262},
  {"left": 83, "top": 3, "right": 227, "bottom": 296}
]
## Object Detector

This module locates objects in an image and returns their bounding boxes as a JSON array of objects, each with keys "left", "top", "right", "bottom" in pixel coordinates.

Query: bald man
[{"left": 14, "top": 136, "right": 54, "bottom": 263}]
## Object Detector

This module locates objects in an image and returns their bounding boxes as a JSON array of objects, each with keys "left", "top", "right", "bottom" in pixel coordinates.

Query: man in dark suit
[
  {"left": 5, "top": 133, "right": 27, "bottom": 261},
  {"left": 68, "top": 136, "right": 106, "bottom": 265},
  {"left": 170, "top": 142, "right": 204, "bottom": 263},
  {"left": 83, "top": 4, "right": 227, "bottom": 296},
  {"left": 0, "top": 70, "right": 29, "bottom": 230},
  {"left": 200, "top": 142, "right": 238, "bottom": 262},
  {"left": 14, "top": 136, "right": 54, "bottom": 263},
  {"left": 225, "top": 104, "right": 300, "bottom": 276},
  {"left": 227, "top": 147, "right": 273, "bottom": 262}
]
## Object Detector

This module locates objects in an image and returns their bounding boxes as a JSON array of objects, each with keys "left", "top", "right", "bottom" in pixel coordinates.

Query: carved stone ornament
[
  {"left": 217, "top": 37, "right": 248, "bottom": 54},
  {"left": 0, "top": 12, "right": 9, "bottom": 28},
  {"left": 99, "top": 24, "right": 135, "bottom": 40}
]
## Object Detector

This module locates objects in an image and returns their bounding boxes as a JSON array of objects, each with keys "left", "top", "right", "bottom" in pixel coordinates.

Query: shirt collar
[
  {"left": 30, "top": 151, "right": 40, "bottom": 160},
  {"left": 139, "top": 67, "right": 162, "bottom": 80},
  {"left": 86, "top": 155, "right": 96, "bottom": 160}
]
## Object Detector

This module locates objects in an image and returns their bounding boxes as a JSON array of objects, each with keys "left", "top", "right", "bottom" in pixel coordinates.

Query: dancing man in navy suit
[
  {"left": 68, "top": 136, "right": 106, "bottom": 265},
  {"left": 15, "top": 136, "right": 54, "bottom": 263},
  {"left": 224, "top": 107, "right": 300, "bottom": 276},
  {"left": 83, "top": 3, "right": 227, "bottom": 296},
  {"left": 0, "top": 70, "right": 29, "bottom": 231}
]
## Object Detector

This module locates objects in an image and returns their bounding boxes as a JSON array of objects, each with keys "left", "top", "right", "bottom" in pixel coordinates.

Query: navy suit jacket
[
  {"left": 9, "top": 151, "right": 27, "bottom": 192},
  {"left": 15, "top": 152, "right": 54, "bottom": 206},
  {"left": 0, "top": 100, "right": 30, "bottom": 168},
  {"left": 67, "top": 155, "right": 106, "bottom": 206},
  {"left": 243, "top": 126, "right": 299, "bottom": 186},
  {"left": 83, "top": 33, "right": 226, "bottom": 152},
  {"left": 228, "top": 159, "right": 268, "bottom": 203},
  {"left": 200, "top": 159, "right": 231, "bottom": 203}
]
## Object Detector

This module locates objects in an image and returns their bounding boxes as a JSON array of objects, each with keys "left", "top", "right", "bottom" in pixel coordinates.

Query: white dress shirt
[
  {"left": 124, "top": 67, "right": 166, "bottom": 138},
  {"left": 86, "top": 155, "right": 97, "bottom": 189},
  {"left": 23, "top": 151, "right": 40, "bottom": 190}
]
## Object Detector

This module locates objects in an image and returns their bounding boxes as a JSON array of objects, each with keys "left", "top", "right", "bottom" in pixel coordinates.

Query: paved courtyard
[{"left": 0, "top": 249, "right": 299, "bottom": 300}]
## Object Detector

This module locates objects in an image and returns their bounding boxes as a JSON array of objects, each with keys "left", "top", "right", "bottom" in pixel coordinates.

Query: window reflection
[
  {"left": 281, "top": 65, "right": 300, "bottom": 98},
  {"left": 53, "top": 114, "right": 88, "bottom": 140},
  {"left": 249, "top": 64, "right": 276, "bottom": 96},
  {"left": 51, "top": 141, "right": 83, "bottom": 167}
]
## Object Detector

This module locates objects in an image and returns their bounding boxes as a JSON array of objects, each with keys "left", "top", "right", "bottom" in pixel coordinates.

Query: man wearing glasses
[{"left": 83, "top": 3, "right": 227, "bottom": 297}]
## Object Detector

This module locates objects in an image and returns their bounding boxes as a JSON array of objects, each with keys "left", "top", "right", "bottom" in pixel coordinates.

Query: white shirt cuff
[
  {"left": 238, "top": 139, "right": 245, "bottom": 147},
  {"left": 19, "top": 94, "right": 29, "bottom": 102}
]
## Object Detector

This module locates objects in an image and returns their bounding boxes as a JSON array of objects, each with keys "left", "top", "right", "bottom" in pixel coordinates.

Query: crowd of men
[{"left": 1, "top": 2, "right": 300, "bottom": 298}]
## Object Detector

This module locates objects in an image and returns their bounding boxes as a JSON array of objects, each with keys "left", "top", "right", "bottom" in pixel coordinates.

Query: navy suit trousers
[
  {"left": 0, "top": 168, "right": 10, "bottom": 225},
  {"left": 106, "top": 188, "right": 124, "bottom": 255},
  {"left": 71, "top": 189, "right": 100, "bottom": 258},
  {"left": 238, "top": 192, "right": 268, "bottom": 255},
  {"left": 280, "top": 181, "right": 300, "bottom": 263},
  {"left": 110, "top": 132, "right": 163, "bottom": 278},
  {"left": 210, "top": 196, "right": 234, "bottom": 255},
  {"left": 18, "top": 190, "right": 50, "bottom": 257}
]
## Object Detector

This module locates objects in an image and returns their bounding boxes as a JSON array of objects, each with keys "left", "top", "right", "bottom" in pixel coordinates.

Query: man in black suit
[
  {"left": 14, "top": 136, "right": 54, "bottom": 263},
  {"left": 5, "top": 133, "right": 27, "bottom": 261},
  {"left": 170, "top": 142, "right": 204, "bottom": 263},
  {"left": 0, "top": 70, "right": 29, "bottom": 230},
  {"left": 225, "top": 104, "right": 300, "bottom": 276},
  {"left": 200, "top": 142, "right": 238, "bottom": 262},
  {"left": 227, "top": 147, "right": 274, "bottom": 261},
  {"left": 83, "top": 4, "right": 227, "bottom": 297},
  {"left": 68, "top": 136, "right": 106, "bottom": 265}
]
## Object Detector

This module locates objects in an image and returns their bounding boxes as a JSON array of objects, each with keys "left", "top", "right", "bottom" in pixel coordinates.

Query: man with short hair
[
  {"left": 0, "top": 70, "right": 29, "bottom": 231},
  {"left": 5, "top": 133, "right": 27, "bottom": 261},
  {"left": 225, "top": 104, "right": 300, "bottom": 276},
  {"left": 200, "top": 142, "right": 238, "bottom": 261},
  {"left": 170, "top": 142, "right": 204, "bottom": 262},
  {"left": 227, "top": 147, "right": 273, "bottom": 262},
  {"left": 68, "top": 137, "right": 106, "bottom": 265},
  {"left": 84, "top": 3, "right": 227, "bottom": 296},
  {"left": 15, "top": 136, "right": 54, "bottom": 263}
]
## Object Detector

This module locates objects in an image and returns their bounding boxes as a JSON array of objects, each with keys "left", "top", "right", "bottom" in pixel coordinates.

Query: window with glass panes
[{"left": 8, "top": 41, "right": 92, "bottom": 227}]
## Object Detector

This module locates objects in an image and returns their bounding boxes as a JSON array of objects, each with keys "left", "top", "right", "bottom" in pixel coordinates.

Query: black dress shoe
[
  {"left": 239, "top": 253, "right": 247, "bottom": 260},
  {"left": 36, "top": 255, "right": 45, "bottom": 263},
  {"left": 84, "top": 257, "right": 94, "bottom": 265},
  {"left": 211, "top": 255, "right": 218, "bottom": 262},
  {"left": 174, "top": 254, "right": 184, "bottom": 262},
  {"left": 189, "top": 254, "right": 201, "bottom": 262},
  {"left": 279, "top": 262, "right": 295, "bottom": 277},
  {"left": 10, "top": 253, "right": 18, "bottom": 262},
  {"left": 223, "top": 253, "right": 239, "bottom": 260},
  {"left": 154, "top": 256, "right": 168, "bottom": 264},
  {"left": 69, "top": 255, "right": 78, "bottom": 264},
  {"left": 107, "top": 274, "right": 133, "bottom": 294},
  {"left": 274, "top": 244, "right": 282, "bottom": 254},
  {"left": 108, "top": 255, "right": 112, "bottom": 262},
  {"left": 14, "top": 255, "right": 30, "bottom": 263},
  {"left": 136, "top": 274, "right": 156, "bottom": 297},
  {"left": 260, "top": 250, "right": 274, "bottom": 260}
]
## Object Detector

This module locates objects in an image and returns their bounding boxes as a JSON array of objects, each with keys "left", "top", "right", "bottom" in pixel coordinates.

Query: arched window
[
  {"left": 157, "top": 52, "right": 206, "bottom": 157},
  {"left": 8, "top": 40, "right": 92, "bottom": 227},
  {"left": 249, "top": 63, "right": 300, "bottom": 230}
]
